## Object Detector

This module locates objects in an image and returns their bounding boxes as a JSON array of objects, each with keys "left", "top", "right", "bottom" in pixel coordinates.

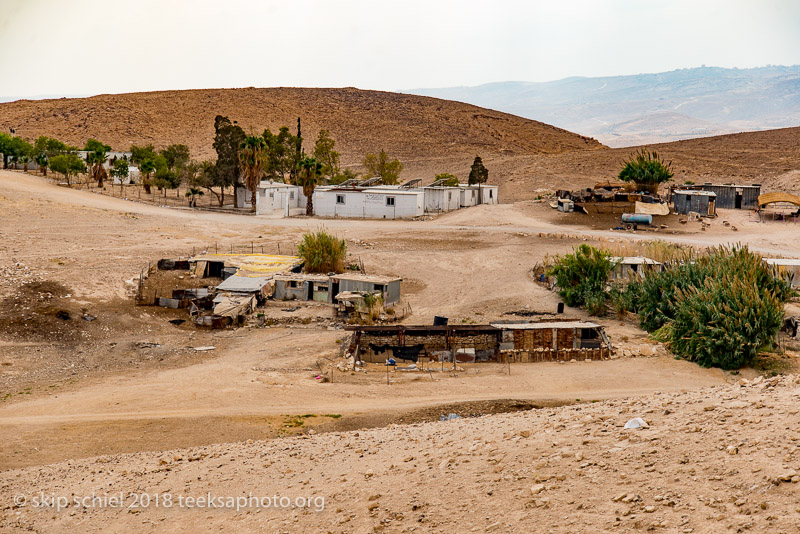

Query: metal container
[{"left": 621, "top": 213, "right": 652, "bottom": 225}]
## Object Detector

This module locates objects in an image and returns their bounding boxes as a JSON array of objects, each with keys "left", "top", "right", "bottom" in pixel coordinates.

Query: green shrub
[
  {"left": 298, "top": 229, "right": 347, "bottom": 273},
  {"left": 628, "top": 245, "right": 794, "bottom": 369},
  {"left": 634, "top": 246, "right": 793, "bottom": 333},
  {"left": 584, "top": 291, "right": 608, "bottom": 317},
  {"left": 618, "top": 149, "right": 673, "bottom": 192},
  {"left": 668, "top": 276, "right": 785, "bottom": 369},
  {"left": 547, "top": 244, "right": 616, "bottom": 307}
]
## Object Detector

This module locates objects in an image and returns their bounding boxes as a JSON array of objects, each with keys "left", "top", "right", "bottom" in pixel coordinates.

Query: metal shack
[
  {"left": 763, "top": 258, "right": 800, "bottom": 288},
  {"left": 458, "top": 184, "right": 499, "bottom": 207},
  {"left": 423, "top": 186, "right": 462, "bottom": 213},
  {"left": 273, "top": 273, "right": 333, "bottom": 302},
  {"left": 331, "top": 273, "right": 402, "bottom": 305},
  {"left": 610, "top": 256, "right": 664, "bottom": 281},
  {"left": 700, "top": 183, "right": 760, "bottom": 209},
  {"left": 272, "top": 273, "right": 402, "bottom": 305},
  {"left": 673, "top": 190, "right": 717, "bottom": 216}
]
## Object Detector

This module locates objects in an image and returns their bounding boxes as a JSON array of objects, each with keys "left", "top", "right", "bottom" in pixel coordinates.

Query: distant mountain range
[{"left": 404, "top": 66, "right": 800, "bottom": 147}]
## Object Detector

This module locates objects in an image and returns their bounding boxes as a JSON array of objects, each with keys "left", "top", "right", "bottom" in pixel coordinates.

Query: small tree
[
  {"left": 193, "top": 160, "right": 227, "bottom": 206},
  {"left": 468, "top": 156, "right": 489, "bottom": 203},
  {"left": 313, "top": 129, "right": 340, "bottom": 182},
  {"left": 33, "top": 135, "right": 70, "bottom": 177},
  {"left": 213, "top": 115, "right": 246, "bottom": 192},
  {"left": 329, "top": 168, "right": 359, "bottom": 185},
  {"left": 618, "top": 149, "right": 673, "bottom": 193},
  {"left": 160, "top": 144, "right": 190, "bottom": 171},
  {"left": 362, "top": 150, "right": 403, "bottom": 184},
  {"left": 85, "top": 138, "right": 111, "bottom": 187},
  {"left": 547, "top": 244, "right": 616, "bottom": 311},
  {"left": 297, "top": 156, "right": 323, "bottom": 215},
  {"left": 185, "top": 187, "right": 204, "bottom": 207},
  {"left": 49, "top": 154, "right": 85, "bottom": 186},
  {"left": 110, "top": 158, "right": 129, "bottom": 192},
  {"left": 263, "top": 126, "right": 300, "bottom": 182},
  {"left": 298, "top": 229, "right": 347, "bottom": 274},
  {"left": 434, "top": 172, "right": 459, "bottom": 187},
  {"left": 238, "top": 135, "right": 267, "bottom": 212},
  {"left": 9, "top": 137, "right": 33, "bottom": 171},
  {"left": 139, "top": 158, "right": 156, "bottom": 194}
]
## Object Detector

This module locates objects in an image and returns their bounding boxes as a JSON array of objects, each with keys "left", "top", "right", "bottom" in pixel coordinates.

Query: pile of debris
[{"left": 553, "top": 182, "right": 668, "bottom": 216}]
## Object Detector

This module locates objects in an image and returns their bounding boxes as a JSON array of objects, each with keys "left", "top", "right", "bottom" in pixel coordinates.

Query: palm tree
[
  {"left": 238, "top": 135, "right": 267, "bottom": 213},
  {"left": 140, "top": 158, "right": 156, "bottom": 194},
  {"left": 185, "top": 187, "right": 204, "bottom": 207},
  {"left": 297, "top": 156, "right": 323, "bottom": 216}
]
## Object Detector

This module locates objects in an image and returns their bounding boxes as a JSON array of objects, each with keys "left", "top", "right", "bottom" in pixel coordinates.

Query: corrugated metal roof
[
  {"left": 675, "top": 190, "right": 717, "bottom": 197},
  {"left": 215, "top": 275, "right": 272, "bottom": 292},
  {"left": 490, "top": 321, "right": 601, "bottom": 330},
  {"left": 764, "top": 258, "right": 800, "bottom": 266},
  {"left": 333, "top": 273, "right": 401, "bottom": 283},
  {"left": 611, "top": 256, "right": 662, "bottom": 265}
]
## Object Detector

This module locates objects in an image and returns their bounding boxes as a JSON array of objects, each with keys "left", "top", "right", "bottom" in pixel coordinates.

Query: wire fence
[{"left": 69, "top": 176, "right": 246, "bottom": 212}]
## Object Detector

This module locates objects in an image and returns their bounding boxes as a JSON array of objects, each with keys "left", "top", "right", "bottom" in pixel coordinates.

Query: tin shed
[
  {"left": 700, "top": 183, "right": 760, "bottom": 209},
  {"left": 673, "top": 190, "right": 717, "bottom": 216}
]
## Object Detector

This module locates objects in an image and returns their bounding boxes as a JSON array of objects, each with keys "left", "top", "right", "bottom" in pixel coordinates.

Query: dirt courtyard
[{"left": 2, "top": 170, "right": 800, "bottom": 532}]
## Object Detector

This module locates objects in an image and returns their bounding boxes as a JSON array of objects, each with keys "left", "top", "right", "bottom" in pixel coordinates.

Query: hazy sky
[{"left": 1, "top": 0, "right": 799, "bottom": 98}]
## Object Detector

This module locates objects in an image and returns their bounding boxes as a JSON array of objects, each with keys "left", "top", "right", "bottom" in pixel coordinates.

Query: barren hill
[{"left": 0, "top": 87, "right": 603, "bottom": 168}]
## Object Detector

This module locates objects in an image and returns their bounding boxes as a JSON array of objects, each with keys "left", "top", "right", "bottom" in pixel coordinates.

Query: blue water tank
[{"left": 621, "top": 213, "right": 652, "bottom": 225}]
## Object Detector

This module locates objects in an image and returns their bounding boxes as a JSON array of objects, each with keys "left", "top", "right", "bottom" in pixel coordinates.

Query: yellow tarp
[
  {"left": 758, "top": 192, "right": 800, "bottom": 209},
  {"left": 634, "top": 201, "right": 670, "bottom": 216},
  {"left": 190, "top": 254, "right": 302, "bottom": 277}
]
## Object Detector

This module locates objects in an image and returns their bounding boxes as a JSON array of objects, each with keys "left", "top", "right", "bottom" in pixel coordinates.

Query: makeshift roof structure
[
  {"left": 331, "top": 273, "right": 402, "bottom": 283},
  {"left": 273, "top": 273, "right": 330, "bottom": 282},
  {"left": 758, "top": 192, "right": 800, "bottom": 209},
  {"left": 189, "top": 254, "right": 301, "bottom": 277},
  {"left": 489, "top": 321, "right": 602, "bottom": 330},
  {"left": 675, "top": 190, "right": 716, "bottom": 197},
  {"left": 764, "top": 258, "right": 800, "bottom": 266},
  {"left": 611, "top": 256, "right": 662, "bottom": 265},
  {"left": 215, "top": 275, "right": 273, "bottom": 293}
]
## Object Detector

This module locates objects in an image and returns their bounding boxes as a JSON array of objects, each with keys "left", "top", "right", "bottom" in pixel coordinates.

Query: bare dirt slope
[
  {"left": 2, "top": 375, "right": 799, "bottom": 533},
  {"left": 0, "top": 87, "right": 602, "bottom": 163}
]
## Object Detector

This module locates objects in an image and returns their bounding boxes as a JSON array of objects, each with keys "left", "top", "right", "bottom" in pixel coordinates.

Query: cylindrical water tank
[{"left": 621, "top": 213, "right": 652, "bottom": 225}]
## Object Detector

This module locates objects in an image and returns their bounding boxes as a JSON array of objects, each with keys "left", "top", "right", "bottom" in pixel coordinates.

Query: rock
[
  {"left": 530, "top": 484, "right": 545, "bottom": 495},
  {"left": 777, "top": 470, "right": 798, "bottom": 482},
  {"left": 624, "top": 418, "right": 649, "bottom": 430},
  {"left": 519, "top": 430, "right": 531, "bottom": 438},
  {"left": 726, "top": 445, "right": 738, "bottom": 455},
  {"left": 644, "top": 505, "right": 655, "bottom": 513}
]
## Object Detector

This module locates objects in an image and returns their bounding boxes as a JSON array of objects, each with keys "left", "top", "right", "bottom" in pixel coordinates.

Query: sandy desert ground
[{"left": 2, "top": 169, "right": 800, "bottom": 532}]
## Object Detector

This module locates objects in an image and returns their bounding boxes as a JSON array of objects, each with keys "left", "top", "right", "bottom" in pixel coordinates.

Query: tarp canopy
[
  {"left": 189, "top": 254, "right": 302, "bottom": 277},
  {"left": 758, "top": 192, "right": 800, "bottom": 209},
  {"left": 634, "top": 201, "right": 670, "bottom": 216},
  {"left": 213, "top": 295, "right": 256, "bottom": 317}
]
